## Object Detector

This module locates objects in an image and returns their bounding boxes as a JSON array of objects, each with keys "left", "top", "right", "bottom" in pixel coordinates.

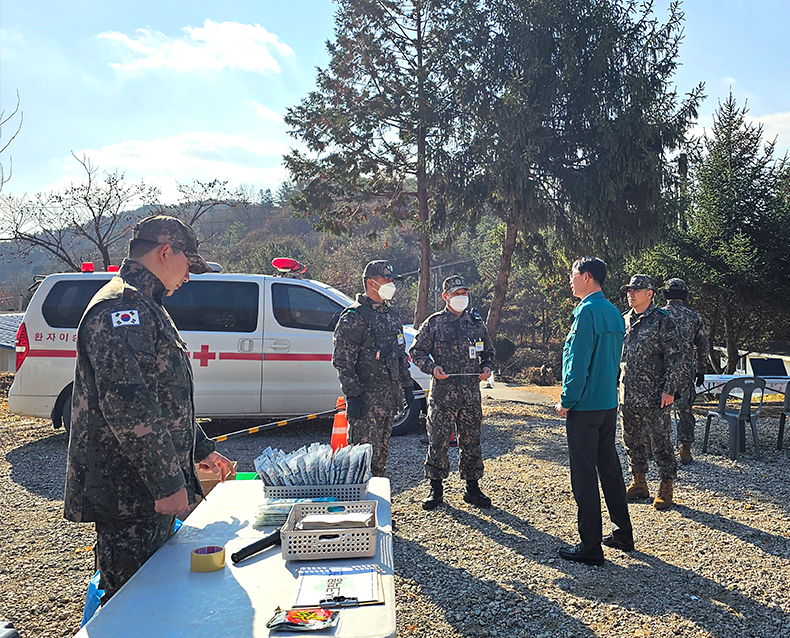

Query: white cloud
[
  {"left": 248, "top": 100, "right": 282, "bottom": 122},
  {"left": 98, "top": 20, "right": 294, "bottom": 75},
  {"left": 750, "top": 111, "right": 790, "bottom": 149},
  {"left": 49, "top": 132, "right": 290, "bottom": 202}
]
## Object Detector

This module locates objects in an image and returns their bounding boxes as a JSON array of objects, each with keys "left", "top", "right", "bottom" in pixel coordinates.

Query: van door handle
[
  {"left": 269, "top": 340, "right": 290, "bottom": 351},
  {"left": 238, "top": 339, "right": 255, "bottom": 352}
]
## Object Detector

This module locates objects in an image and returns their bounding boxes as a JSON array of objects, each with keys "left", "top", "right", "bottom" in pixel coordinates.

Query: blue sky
[{"left": 1, "top": 0, "right": 789, "bottom": 203}]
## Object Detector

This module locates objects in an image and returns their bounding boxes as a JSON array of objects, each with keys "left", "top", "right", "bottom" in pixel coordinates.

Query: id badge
[
  {"left": 397, "top": 333, "right": 405, "bottom": 345},
  {"left": 475, "top": 341, "right": 484, "bottom": 352},
  {"left": 469, "top": 345, "right": 477, "bottom": 359}
]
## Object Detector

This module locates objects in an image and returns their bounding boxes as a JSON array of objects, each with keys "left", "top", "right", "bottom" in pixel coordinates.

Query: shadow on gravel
[
  {"left": 393, "top": 534, "right": 598, "bottom": 638},
  {"left": 672, "top": 455, "right": 790, "bottom": 518},
  {"left": 5, "top": 430, "right": 69, "bottom": 500},
  {"left": 676, "top": 503, "right": 790, "bottom": 558},
  {"left": 449, "top": 505, "right": 787, "bottom": 636}
]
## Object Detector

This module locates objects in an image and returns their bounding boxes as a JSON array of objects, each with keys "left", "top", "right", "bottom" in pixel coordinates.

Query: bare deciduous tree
[
  {"left": 0, "top": 153, "right": 158, "bottom": 271},
  {"left": 0, "top": 91, "right": 23, "bottom": 193},
  {"left": 151, "top": 179, "right": 249, "bottom": 227}
]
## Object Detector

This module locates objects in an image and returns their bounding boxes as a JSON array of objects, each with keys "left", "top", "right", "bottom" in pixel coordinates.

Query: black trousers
[{"left": 565, "top": 407, "right": 633, "bottom": 551}]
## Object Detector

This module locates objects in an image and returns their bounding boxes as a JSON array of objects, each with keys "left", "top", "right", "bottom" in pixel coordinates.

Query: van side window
[
  {"left": 165, "top": 281, "right": 259, "bottom": 333},
  {"left": 42, "top": 280, "right": 110, "bottom": 328},
  {"left": 272, "top": 283, "right": 343, "bottom": 332}
]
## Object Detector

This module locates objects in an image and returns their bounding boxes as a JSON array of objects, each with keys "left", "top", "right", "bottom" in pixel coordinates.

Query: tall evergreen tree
[
  {"left": 285, "top": 0, "right": 467, "bottom": 325},
  {"left": 437, "top": 0, "right": 703, "bottom": 337},
  {"left": 630, "top": 93, "right": 790, "bottom": 372}
]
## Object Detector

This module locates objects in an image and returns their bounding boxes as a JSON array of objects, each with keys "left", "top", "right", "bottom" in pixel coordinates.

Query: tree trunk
[
  {"left": 412, "top": 7, "right": 431, "bottom": 328},
  {"left": 100, "top": 246, "right": 112, "bottom": 272},
  {"left": 486, "top": 212, "right": 517, "bottom": 340},
  {"left": 723, "top": 314, "right": 740, "bottom": 374},
  {"left": 705, "top": 307, "right": 723, "bottom": 374}
]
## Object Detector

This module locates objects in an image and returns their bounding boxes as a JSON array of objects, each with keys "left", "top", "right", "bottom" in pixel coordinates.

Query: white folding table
[{"left": 76, "top": 477, "right": 395, "bottom": 638}]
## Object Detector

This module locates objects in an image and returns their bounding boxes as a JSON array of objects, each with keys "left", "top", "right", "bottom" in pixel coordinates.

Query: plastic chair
[
  {"left": 702, "top": 377, "right": 765, "bottom": 460},
  {"left": 777, "top": 380, "right": 790, "bottom": 451}
]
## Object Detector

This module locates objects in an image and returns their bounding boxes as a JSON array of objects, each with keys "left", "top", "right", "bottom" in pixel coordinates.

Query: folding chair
[
  {"left": 777, "top": 380, "right": 790, "bottom": 451},
  {"left": 702, "top": 377, "right": 765, "bottom": 460}
]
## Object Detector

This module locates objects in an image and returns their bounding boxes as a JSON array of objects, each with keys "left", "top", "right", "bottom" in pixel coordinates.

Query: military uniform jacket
[
  {"left": 620, "top": 302, "right": 684, "bottom": 408},
  {"left": 410, "top": 308, "right": 494, "bottom": 401},
  {"left": 332, "top": 294, "right": 412, "bottom": 410},
  {"left": 64, "top": 260, "right": 215, "bottom": 522},
  {"left": 662, "top": 301, "right": 709, "bottom": 382}
]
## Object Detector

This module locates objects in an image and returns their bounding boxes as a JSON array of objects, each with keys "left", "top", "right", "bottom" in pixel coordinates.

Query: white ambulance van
[{"left": 8, "top": 266, "right": 429, "bottom": 435}]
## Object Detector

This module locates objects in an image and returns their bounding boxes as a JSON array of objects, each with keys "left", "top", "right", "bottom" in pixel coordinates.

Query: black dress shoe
[
  {"left": 558, "top": 544, "right": 604, "bottom": 566},
  {"left": 602, "top": 534, "right": 635, "bottom": 552}
]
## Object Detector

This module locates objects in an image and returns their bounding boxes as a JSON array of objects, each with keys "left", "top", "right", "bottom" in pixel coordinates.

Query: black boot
[
  {"left": 422, "top": 480, "right": 444, "bottom": 510},
  {"left": 463, "top": 480, "right": 491, "bottom": 508}
]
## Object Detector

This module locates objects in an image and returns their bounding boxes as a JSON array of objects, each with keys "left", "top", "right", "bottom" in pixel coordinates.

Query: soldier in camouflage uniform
[
  {"left": 620, "top": 274, "right": 684, "bottom": 510},
  {"left": 410, "top": 275, "right": 495, "bottom": 510},
  {"left": 661, "top": 278, "right": 709, "bottom": 465},
  {"left": 64, "top": 216, "right": 236, "bottom": 604},
  {"left": 332, "top": 260, "right": 413, "bottom": 477}
]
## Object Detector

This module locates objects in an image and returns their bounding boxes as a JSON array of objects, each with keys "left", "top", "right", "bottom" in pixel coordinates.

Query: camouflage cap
[
  {"left": 443, "top": 275, "right": 468, "bottom": 293},
  {"left": 664, "top": 278, "right": 687, "bottom": 291},
  {"left": 362, "top": 260, "right": 399, "bottom": 280},
  {"left": 620, "top": 274, "right": 656, "bottom": 292},
  {"left": 132, "top": 216, "right": 212, "bottom": 274}
]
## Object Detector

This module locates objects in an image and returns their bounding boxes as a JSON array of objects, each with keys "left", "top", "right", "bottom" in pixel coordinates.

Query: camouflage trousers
[
  {"left": 425, "top": 394, "right": 484, "bottom": 481},
  {"left": 348, "top": 396, "right": 395, "bottom": 477},
  {"left": 95, "top": 514, "right": 175, "bottom": 605},
  {"left": 674, "top": 380, "right": 697, "bottom": 443},
  {"left": 620, "top": 405, "right": 677, "bottom": 481}
]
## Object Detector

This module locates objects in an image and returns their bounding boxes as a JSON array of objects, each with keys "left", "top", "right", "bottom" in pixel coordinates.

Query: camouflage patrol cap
[
  {"left": 664, "top": 278, "right": 687, "bottom": 291},
  {"left": 443, "top": 275, "right": 468, "bottom": 293},
  {"left": 620, "top": 274, "right": 656, "bottom": 292},
  {"left": 132, "top": 216, "right": 212, "bottom": 274},
  {"left": 362, "top": 260, "right": 399, "bottom": 280}
]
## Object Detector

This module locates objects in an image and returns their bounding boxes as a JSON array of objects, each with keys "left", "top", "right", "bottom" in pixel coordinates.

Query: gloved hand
[
  {"left": 345, "top": 395, "right": 363, "bottom": 420},
  {"left": 695, "top": 372, "right": 705, "bottom": 387}
]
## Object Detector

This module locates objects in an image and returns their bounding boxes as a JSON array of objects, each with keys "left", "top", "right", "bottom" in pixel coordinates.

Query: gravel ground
[{"left": 2, "top": 375, "right": 789, "bottom": 637}]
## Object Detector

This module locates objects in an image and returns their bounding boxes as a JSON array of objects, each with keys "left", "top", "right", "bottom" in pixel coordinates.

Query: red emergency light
[
  {"left": 272, "top": 258, "right": 307, "bottom": 274},
  {"left": 108, "top": 265, "right": 120, "bottom": 272},
  {"left": 81, "top": 262, "right": 94, "bottom": 273}
]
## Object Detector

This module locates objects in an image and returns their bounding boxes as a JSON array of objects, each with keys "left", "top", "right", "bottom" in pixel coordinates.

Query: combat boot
[
  {"left": 463, "top": 480, "right": 492, "bottom": 508},
  {"left": 653, "top": 479, "right": 674, "bottom": 510},
  {"left": 626, "top": 473, "right": 650, "bottom": 500},
  {"left": 422, "top": 480, "right": 444, "bottom": 510},
  {"left": 679, "top": 442, "right": 693, "bottom": 465}
]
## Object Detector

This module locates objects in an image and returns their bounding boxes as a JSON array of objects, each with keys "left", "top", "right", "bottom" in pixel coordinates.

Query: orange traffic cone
[{"left": 330, "top": 397, "right": 349, "bottom": 451}]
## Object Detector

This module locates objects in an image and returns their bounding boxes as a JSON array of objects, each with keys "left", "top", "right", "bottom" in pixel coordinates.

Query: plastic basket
[
  {"left": 281, "top": 500, "right": 378, "bottom": 561},
  {"left": 262, "top": 483, "right": 368, "bottom": 501}
]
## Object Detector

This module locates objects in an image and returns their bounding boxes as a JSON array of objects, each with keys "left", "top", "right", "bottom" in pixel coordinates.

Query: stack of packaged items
[
  {"left": 253, "top": 443, "right": 372, "bottom": 486},
  {"left": 253, "top": 443, "right": 373, "bottom": 528}
]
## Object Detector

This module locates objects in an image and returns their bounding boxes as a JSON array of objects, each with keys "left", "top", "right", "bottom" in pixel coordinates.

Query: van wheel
[
  {"left": 391, "top": 384, "right": 423, "bottom": 436},
  {"left": 51, "top": 383, "right": 73, "bottom": 435}
]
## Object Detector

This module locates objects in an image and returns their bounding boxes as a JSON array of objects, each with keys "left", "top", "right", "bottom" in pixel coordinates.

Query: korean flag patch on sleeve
[{"left": 111, "top": 310, "right": 140, "bottom": 327}]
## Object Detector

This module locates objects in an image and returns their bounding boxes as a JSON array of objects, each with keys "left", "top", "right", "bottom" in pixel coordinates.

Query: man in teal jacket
[{"left": 555, "top": 257, "right": 634, "bottom": 565}]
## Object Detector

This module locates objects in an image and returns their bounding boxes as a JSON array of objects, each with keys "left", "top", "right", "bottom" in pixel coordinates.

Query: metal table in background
[
  {"left": 697, "top": 374, "right": 790, "bottom": 396},
  {"left": 76, "top": 477, "right": 395, "bottom": 638}
]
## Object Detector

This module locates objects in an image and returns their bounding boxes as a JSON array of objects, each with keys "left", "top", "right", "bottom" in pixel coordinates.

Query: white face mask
[
  {"left": 376, "top": 281, "right": 397, "bottom": 300},
  {"left": 449, "top": 294, "right": 469, "bottom": 312}
]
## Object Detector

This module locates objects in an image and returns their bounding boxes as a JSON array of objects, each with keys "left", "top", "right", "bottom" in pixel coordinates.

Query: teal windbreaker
[{"left": 561, "top": 291, "right": 625, "bottom": 411}]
